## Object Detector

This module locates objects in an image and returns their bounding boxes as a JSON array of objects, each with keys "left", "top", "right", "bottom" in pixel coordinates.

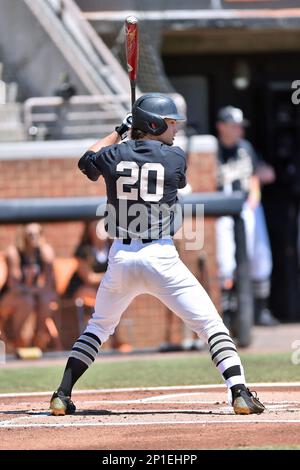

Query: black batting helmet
[{"left": 132, "top": 93, "right": 185, "bottom": 136}]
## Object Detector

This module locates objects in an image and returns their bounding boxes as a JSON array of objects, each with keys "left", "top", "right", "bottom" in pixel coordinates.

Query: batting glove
[{"left": 115, "top": 113, "right": 132, "bottom": 140}]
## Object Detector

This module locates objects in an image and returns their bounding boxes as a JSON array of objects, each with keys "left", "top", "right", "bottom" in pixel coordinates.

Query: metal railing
[
  {"left": 23, "top": 94, "right": 131, "bottom": 140},
  {"left": 23, "top": 0, "right": 134, "bottom": 103}
]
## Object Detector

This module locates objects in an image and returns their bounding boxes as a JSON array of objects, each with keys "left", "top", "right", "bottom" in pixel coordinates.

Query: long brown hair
[
  {"left": 78, "top": 219, "right": 110, "bottom": 247},
  {"left": 15, "top": 223, "right": 45, "bottom": 252},
  {"left": 131, "top": 128, "right": 147, "bottom": 140}
]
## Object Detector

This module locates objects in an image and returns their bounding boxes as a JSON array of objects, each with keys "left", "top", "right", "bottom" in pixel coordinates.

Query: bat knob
[{"left": 126, "top": 16, "right": 138, "bottom": 24}]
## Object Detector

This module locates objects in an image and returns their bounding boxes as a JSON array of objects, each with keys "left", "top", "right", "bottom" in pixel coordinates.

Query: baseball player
[
  {"left": 50, "top": 93, "right": 265, "bottom": 416},
  {"left": 215, "top": 106, "right": 279, "bottom": 327}
]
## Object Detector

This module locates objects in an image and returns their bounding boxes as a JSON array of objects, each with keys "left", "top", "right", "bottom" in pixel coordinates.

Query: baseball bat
[{"left": 125, "top": 16, "right": 139, "bottom": 108}]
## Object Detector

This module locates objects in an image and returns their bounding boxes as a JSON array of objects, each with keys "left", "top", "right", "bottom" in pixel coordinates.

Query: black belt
[{"left": 121, "top": 238, "right": 154, "bottom": 244}]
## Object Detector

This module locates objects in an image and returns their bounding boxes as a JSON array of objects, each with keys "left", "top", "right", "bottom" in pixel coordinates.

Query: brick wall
[
  {"left": 0, "top": 157, "right": 106, "bottom": 255},
  {"left": 0, "top": 137, "right": 220, "bottom": 350}
]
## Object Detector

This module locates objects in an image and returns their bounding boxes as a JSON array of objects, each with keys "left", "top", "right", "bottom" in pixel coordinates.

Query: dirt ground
[{"left": 0, "top": 384, "right": 300, "bottom": 450}]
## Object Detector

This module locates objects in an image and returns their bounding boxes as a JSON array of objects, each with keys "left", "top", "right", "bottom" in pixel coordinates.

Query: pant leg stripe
[
  {"left": 222, "top": 365, "right": 242, "bottom": 380},
  {"left": 211, "top": 346, "right": 237, "bottom": 362},
  {"left": 82, "top": 333, "right": 101, "bottom": 349},
  {"left": 216, "top": 354, "right": 236, "bottom": 368},
  {"left": 76, "top": 339, "right": 99, "bottom": 354},
  {"left": 73, "top": 341, "right": 98, "bottom": 358},
  {"left": 209, "top": 337, "right": 235, "bottom": 352},
  {"left": 208, "top": 331, "right": 230, "bottom": 343},
  {"left": 209, "top": 334, "right": 232, "bottom": 348},
  {"left": 210, "top": 341, "right": 236, "bottom": 356},
  {"left": 71, "top": 346, "right": 95, "bottom": 362},
  {"left": 217, "top": 355, "right": 242, "bottom": 373},
  {"left": 226, "top": 376, "right": 246, "bottom": 387},
  {"left": 69, "top": 350, "right": 93, "bottom": 367}
]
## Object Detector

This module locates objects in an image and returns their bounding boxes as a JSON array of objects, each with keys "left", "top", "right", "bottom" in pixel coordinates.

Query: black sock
[
  {"left": 57, "top": 332, "right": 101, "bottom": 396},
  {"left": 57, "top": 357, "right": 88, "bottom": 397}
]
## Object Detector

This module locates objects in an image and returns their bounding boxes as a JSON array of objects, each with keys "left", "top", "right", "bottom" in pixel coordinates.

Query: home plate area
[{"left": 1, "top": 384, "right": 300, "bottom": 449}]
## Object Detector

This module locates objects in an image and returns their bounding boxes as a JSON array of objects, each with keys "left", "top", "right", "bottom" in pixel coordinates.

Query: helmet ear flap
[
  {"left": 132, "top": 106, "right": 167, "bottom": 136},
  {"left": 149, "top": 119, "right": 167, "bottom": 136}
]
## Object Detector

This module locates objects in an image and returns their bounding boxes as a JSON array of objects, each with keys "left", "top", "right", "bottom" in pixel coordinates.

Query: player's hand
[
  {"left": 122, "top": 113, "right": 133, "bottom": 128},
  {"left": 115, "top": 113, "right": 132, "bottom": 140}
]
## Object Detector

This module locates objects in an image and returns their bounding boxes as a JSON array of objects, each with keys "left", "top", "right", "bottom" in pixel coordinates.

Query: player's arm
[
  {"left": 78, "top": 132, "right": 120, "bottom": 182},
  {"left": 89, "top": 112, "right": 132, "bottom": 151},
  {"left": 76, "top": 258, "right": 105, "bottom": 287},
  {"left": 176, "top": 147, "right": 188, "bottom": 189},
  {"left": 5, "top": 246, "right": 33, "bottom": 294},
  {"left": 247, "top": 174, "right": 261, "bottom": 209},
  {"left": 245, "top": 140, "right": 261, "bottom": 209},
  {"left": 256, "top": 160, "right": 276, "bottom": 185},
  {"left": 40, "top": 243, "right": 57, "bottom": 294},
  {"left": 88, "top": 131, "right": 121, "bottom": 153},
  {"left": 78, "top": 113, "right": 132, "bottom": 181},
  {"left": 5, "top": 246, "right": 23, "bottom": 289}
]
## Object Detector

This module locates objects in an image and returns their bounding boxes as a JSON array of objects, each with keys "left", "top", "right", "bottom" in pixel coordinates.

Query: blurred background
[{"left": 1, "top": 0, "right": 300, "bottom": 356}]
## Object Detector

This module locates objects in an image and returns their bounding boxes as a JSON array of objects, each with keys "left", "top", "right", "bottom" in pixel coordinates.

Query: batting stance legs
[{"left": 50, "top": 239, "right": 265, "bottom": 416}]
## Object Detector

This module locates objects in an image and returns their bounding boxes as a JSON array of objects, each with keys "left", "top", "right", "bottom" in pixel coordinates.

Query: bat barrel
[{"left": 125, "top": 16, "right": 139, "bottom": 103}]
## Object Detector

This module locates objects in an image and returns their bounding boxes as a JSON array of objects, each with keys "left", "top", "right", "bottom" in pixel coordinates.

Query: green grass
[{"left": 0, "top": 352, "right": 298, "bottom": 393}]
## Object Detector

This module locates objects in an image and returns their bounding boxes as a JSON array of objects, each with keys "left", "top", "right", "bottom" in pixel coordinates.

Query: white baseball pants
[{"left": 85, "top": 239, "right": 228, "bottom": 344}]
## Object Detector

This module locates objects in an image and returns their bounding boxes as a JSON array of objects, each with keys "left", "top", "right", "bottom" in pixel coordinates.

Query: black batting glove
[{"left": 115, "top": 113, "right": 132, "bottom": 140}]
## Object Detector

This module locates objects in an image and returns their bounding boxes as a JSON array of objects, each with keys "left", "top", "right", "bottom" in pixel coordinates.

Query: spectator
[
  {"left": 65, "top": 219, "right": 131, "bottom": 352},
  {"left": 65, "top": 220, "right": 110, "bottom": 302},
  {"left": 215, "top": 106, "right": 279, "bottom": 327},
  {"left": 0, "top": 223, "right": 60, "bottom": 351}
]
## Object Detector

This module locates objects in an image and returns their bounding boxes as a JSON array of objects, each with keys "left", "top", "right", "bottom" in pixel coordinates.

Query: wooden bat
[{"left": 125, "top": 16, "right": 139, "bottom": 108}]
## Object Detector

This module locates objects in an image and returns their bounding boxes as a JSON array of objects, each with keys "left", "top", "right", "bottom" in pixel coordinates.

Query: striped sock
[
  {"left": 58, "top": 332, "right": 101, "bottom": 396},
  {"left": 208, "top": 331, "right": 246, "bottom": 400},
  {"left": 69, "top": 332, "right": 101, "bottom": 366}
]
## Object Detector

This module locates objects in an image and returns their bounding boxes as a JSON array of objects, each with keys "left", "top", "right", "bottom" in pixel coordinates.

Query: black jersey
[
  {"left": 79, "top": 139, "right": 187, "bottom": 239},
  {"left": 217, "top": 139, "right": 257, "bottom": 193}
]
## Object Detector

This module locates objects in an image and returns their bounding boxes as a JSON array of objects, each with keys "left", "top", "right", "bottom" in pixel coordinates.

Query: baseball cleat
[
  {"left": 233, "top": 388, "right": 265, "bottom": 415},
  {"left": 50, "top": 391, "right": 76, "bottom": 416}
]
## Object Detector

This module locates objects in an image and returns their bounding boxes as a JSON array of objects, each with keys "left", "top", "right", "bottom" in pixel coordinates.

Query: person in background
[
  {"left": 215, "top": 106, "right": 279, "bottom": 328},
  {"left": 65, "top": 220, "right": 110, "bottom": 305},
  {"left": 0, "top": 223, "right": 60, "bottom": 351}
]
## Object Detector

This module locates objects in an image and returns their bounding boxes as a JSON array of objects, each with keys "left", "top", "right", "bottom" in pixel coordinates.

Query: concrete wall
[{"left": 0, "top": 0, "right": 87, "bottom": 100}]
